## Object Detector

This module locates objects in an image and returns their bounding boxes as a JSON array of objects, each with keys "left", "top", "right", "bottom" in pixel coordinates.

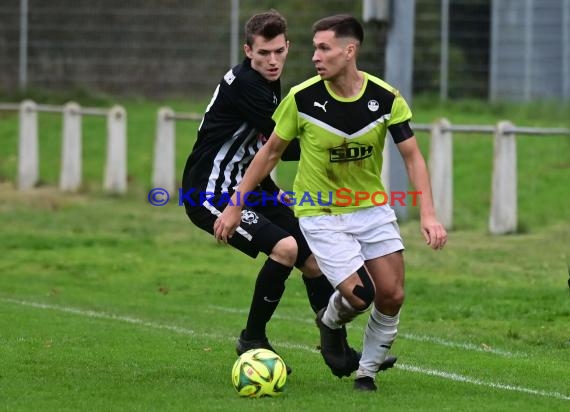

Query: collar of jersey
[{"left": 324, "top": 71, "right": 368, "bottom": 102}]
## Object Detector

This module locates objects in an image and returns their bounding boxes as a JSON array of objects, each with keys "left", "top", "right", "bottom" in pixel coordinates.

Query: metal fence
[
  {"left": 4, "top": 98, "right": 567, "bottom": 233},
  {"left": 0, "top": 0, "right": 568, "bottom": 101}
]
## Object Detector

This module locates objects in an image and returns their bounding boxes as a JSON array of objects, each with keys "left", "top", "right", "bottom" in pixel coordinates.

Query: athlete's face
[
  {"left": 244, "top": 34, "right": 289, "bottom": 82},
  {"left": 312, "top": 30, "right": 353, "bottom": 80}
]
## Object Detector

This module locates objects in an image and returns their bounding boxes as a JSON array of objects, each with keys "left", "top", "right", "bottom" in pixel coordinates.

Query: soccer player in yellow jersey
[{"left": 215, "top": 14, "right": 447, "bottom": 391}]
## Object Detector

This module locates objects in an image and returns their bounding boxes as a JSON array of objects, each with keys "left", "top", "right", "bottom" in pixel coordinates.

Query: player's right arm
[{"left": 213, "top": 133, "right": 290, "bottom": 242}]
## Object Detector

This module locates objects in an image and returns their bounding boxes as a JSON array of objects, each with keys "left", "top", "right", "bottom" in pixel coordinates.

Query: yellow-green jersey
[{"left": 273, "top": 72, "right": 414, "bottom": 217}]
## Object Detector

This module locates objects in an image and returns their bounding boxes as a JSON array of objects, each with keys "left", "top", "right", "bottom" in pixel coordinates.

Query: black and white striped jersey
[{"left": 182, "top": 58, "right": 281, "bottom": 199}]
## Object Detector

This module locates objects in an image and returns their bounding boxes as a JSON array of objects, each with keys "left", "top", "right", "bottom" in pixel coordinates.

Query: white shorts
[{"left": 299, "top": 205, "right": 404, "bottom": 288}]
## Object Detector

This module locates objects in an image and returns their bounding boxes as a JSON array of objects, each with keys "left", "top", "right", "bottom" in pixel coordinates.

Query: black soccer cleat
[
  {"left": 315, "top": 308, "right": 360, "bottom": 378},
  {"left": 354, "top": 376, "right": 378, "bottom": 391},
  {"left": 378, "top": 355, "right": 398, "bottom": 372},
  {"left": 235, "top": 329, "right": 292, "bottom": 375},
  {"left": 352, "top": 356, "right": 397, "bottom": 392}
]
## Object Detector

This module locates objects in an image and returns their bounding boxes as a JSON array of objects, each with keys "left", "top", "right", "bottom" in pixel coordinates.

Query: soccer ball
[{"left": 231, "top": 348, "right": 287, "bottom": 397}]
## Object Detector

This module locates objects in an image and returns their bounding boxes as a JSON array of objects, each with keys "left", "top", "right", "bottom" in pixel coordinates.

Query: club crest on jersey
[
  {"left": 224, "top": 69, "right": 236, "bottom": 85},
  {"left": 329, "top": 142, "right": 373, "bottom": 163},
  {"left": 241, "top": 210, "right": 259, "bottom": 225},
  {"left": 368, "top": 100, "right": 379, "bottom": 112}
]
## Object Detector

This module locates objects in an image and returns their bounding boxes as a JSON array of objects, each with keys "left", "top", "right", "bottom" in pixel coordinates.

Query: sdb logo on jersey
[{"left": 329, "top": 142, "right": 373, "bottom": 163}]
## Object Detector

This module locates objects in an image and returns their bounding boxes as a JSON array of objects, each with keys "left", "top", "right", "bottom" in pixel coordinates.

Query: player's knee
[
  {"left": 270, "top": 236, "right": 298, "bottom": 267},
  {"left": 394, "top": 288, "right": 405, "bottom": 306},
  {"left": 349, "top": 266, "right": 376, "bottom": 311},
  {"left": 376, "top": 286, "right": 405, "bottom": 312}
]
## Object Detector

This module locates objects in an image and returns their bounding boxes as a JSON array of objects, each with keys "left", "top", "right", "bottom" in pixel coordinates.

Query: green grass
[
  {"left": 0, "top": 187, "right": 568, "bottom": 411},
  {"left": 0, "top": 97, "right": 569, "bottom": 410}
]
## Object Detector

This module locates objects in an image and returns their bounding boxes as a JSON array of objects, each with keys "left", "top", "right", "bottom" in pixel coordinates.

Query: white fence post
[
  {"left": 429, "top": 118, "right": 453, "bottom": 229},
  {"left": 152, "top": 107, "right": 176, "bottom": 193},
  {"left": 60, "top": 102, "right": 82, "bottom": 192},
  {"left": 17, "top": 99, "right": 38, "bottom": 190},
  {"left": 490, "top": 121, "right": 517, "bottom": 234},
  {"left": 104, "top": 105, "right": 127, "bottom": 194}
]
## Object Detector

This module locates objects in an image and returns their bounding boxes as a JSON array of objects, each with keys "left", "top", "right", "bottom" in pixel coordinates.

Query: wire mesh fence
[{"left": 0, "top": 0, "right": 568, "bottom": 101}]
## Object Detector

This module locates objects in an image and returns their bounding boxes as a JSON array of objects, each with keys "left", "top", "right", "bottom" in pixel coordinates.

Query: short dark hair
[
  {"left": 245, "top": 10, "right": 287, "bottom": 46},
  {"left": 312, "top": 14, "right": 364, "bottom": 44}
]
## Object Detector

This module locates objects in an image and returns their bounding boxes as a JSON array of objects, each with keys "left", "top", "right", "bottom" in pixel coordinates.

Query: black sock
[
  {"left": 244, "top": 258, "right": 292, "bottom": 341},
  {"left": 302, "top": 274, "right": 334, "bottom": 313}
]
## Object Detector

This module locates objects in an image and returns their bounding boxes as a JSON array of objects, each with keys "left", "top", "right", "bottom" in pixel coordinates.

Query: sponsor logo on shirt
[{"left": 329, "top": 142, "right": 373, "bottom": 163}]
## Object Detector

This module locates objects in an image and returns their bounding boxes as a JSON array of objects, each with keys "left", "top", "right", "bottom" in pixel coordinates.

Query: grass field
[{"left": 0, "top": 97, "right": 569, "bottom": 411}]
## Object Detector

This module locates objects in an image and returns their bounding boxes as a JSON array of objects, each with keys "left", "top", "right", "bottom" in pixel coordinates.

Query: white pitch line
[
  {"left": 2, "top": 298, "right": 569, "bottom": 402},
  {"left": 399, "top": 364, "right": 570, "bottom": 401},
  {"left": 207, "top": 305, "right": 524, "bottom": 358},
  {"left": 398, "top": 333, "right": 522, "bottom": 358}
]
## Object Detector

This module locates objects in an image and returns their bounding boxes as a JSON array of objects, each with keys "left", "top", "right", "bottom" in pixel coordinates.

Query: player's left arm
[{"left": 396, "top": 133, "right": 447, "bottom": 250}]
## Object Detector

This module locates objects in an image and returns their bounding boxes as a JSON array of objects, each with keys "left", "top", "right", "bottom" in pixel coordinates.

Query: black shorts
[{"left": 184, "top": 191, "right": 312, "bottom": 269}]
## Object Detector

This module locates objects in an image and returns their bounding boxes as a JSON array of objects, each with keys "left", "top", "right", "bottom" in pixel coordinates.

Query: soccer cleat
[
  {"left": 354, "top": 376, "right": 377, "bottom": 391},
  {"left": 378, "top": 355, "right": 398, "bottom": 371},
  {"left": 235, "top": 329, "right": 292, "bottom": 375},
  {"left": 352, "top": 356, "right": 397, "bottom": 392},
  {"left": 315, "top": 308, "right": 360, "bottom": 378}
]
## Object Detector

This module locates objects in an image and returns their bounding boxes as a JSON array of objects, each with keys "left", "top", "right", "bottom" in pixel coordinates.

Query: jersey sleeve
[
  {"left": 272, "top": 91, "right": 299, "bottom": 141},
  {"left": 386, "top": 90, "right": 414, "bottom": 143},
  {"left": 387, "top": 90, "right": 412, "bottom": 127}
]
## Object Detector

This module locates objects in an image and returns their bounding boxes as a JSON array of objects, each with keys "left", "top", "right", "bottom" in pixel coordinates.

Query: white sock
[
  {"left": 356, "top": 306, "right": 400, "bottom": 378},
  {"left": 322, "top": 290, "right": 361, "bottom": 329}
]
